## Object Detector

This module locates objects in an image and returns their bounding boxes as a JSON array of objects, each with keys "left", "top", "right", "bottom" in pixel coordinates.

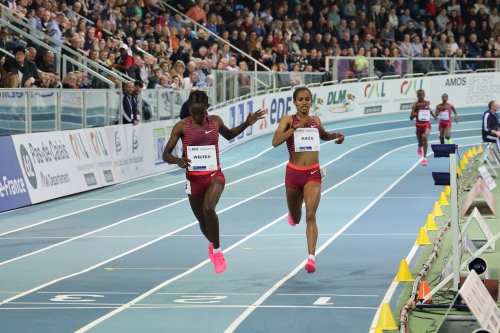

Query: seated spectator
[
  {"left": 3, "top": 46, "right": 40, "bottom": 87},
  {"left": 183, "top": 71, "right": 198, "bottom": 90},
  {"left": 36, "top": 51, "right": 56, "bottom": 72},
  {"left": 414, "top": 48, "right": 434, "bottom": 74},
  {"left": 196, "top": 74, "right": 214, "bottom": 88},
  {"left": 62, "top": 72, "right": 77, "bottom": 89}
]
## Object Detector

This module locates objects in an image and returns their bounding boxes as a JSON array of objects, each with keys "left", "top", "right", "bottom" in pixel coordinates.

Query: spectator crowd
[{"left": 0, "top": 0, "right": 499, "bottom": 88}]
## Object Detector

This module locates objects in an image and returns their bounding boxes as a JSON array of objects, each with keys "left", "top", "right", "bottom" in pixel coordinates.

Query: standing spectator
[
  {"left": 120, "top": 81, "right": 139, "bottom": 125},
  {"left": 186, "top": 0, "right": 207, "bottom": 25}
]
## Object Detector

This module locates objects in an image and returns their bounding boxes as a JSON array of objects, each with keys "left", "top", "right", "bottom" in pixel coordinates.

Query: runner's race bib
[
  {"left": 186, "top": 145, "right": 217, "bottom": 171},
  {"left": 294, "top": 128, "right": 320, "bottom": 152},
  {"left": 418, "top": 110, "right": 431, "bottom": 122},
  {"left": 439, "top": 111, "right": 449, "bottom": 121}
]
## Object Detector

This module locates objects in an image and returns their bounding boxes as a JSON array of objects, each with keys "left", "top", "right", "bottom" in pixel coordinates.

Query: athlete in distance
[
  {"left": 435, "top": 93, "right": 458, "bottom": 144},
  {"left": 162, "top": 90, "right": 266, "bottom": 274},
  {"left": 410, "top": 89, "right": 437, "bottom": 166},
  {"left": 272, "top": 87, "right": 345, "bottom": 274}
]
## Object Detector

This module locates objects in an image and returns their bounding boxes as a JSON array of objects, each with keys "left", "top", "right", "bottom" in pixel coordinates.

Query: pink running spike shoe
[
  {"left": 213, "top": 252, "right": 227, "bottom": 274},
  {"left": 305, "top": 259, "right": 316, "bottom": 273}
]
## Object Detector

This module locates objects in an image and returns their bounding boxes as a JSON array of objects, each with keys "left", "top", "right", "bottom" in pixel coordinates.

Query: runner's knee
[{"left": 305, "top": 210, "right": 316, "bottom": 223}]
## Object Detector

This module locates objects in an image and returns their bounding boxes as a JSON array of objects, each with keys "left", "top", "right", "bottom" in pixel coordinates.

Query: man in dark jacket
[
  {"left": 482, "top": 100, "right": 500, "bottom": 150},
  {"left": 4, "top": 46, "right": 41, "bottom": 87}
]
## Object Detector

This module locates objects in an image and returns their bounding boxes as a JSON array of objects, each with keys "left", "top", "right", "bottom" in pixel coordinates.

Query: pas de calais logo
[
  {"left": 259, "top": 99, "right": 269, "bottom": 130},
  {"left": 90, "top": 131, "right": 108, "bottom": 157},
  {"left": 132, "top": 130, "right": 139, "bottom": 153},
  {"left": 364, "top": 82, "right": 385, "bottom": 98},
  {"left": 400, "top": 79, "right": 423, "bottom": 95},
  {"left": 115, "top": 132, "right": 122, "bottom": 155},
  {"left": 313, "top": 91, "right": 355, "bottom": 113},
  {"left": 69, "top": 133, "right": 89, "bottom": 160},
  {"left": 20, "top": 144, "right": 37, "bottom": 189}
]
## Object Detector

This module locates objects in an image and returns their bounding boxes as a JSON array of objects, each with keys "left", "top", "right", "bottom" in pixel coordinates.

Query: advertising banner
[
  {"left": 11, "top": 131, "right": 91, "bottom": 204},
  {"left": 123, "top": 123, "right": 145, "bottom": 179},
  {"left": 428, "top": 72, "right": 500, "bottom": 109},
  {"left": 61, "top": 129, "right": 103, "bottom": 189},
  {"left": 104, "top": 124, "right": 130, "bottom": 183},
  {"left": 0, "top": 136, "right": 32, "bottom": 212},
  {"left": 83, "top": 127, "right": 118, "bottom": 185},
  {"left": 357, "top": 77, "right": 432, "bottom": 115}
]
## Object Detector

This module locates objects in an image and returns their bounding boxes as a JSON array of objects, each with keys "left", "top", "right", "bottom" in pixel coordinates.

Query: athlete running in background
[
  {"left": 410, "top": 90, "right": 437, "bottom": 166},
  {"left": 436, "top": 93, "right": 458, "bottom": 144},
  {"left": 162, "top": 90, "right": 265, "bottom": 274},
  {"left": 272, "top": 87, "right": 345, "bottom": 274}
]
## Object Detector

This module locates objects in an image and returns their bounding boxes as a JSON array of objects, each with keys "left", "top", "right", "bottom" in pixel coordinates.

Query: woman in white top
[
  {"left": 475, "top": 0, "right": 490, "bottom": 14},
  {"left": 388, "top": 9, "right": 399, "bottom": 28},
  {"left": 447, "top": 0, "right": 461, "bottom": 15},
  {"left": 448, "top": 36, "right": 459, "bottom": 53},
  {"left": 490, "top": 8, "right": 500, "bottom": 29},
  {"left": 400, "top": 34, "right": 412, "bottom": 57}
]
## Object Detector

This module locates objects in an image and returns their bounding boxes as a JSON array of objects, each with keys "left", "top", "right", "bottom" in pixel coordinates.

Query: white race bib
[
  {"left": 186, "top": 145, "right": 217, "bottom": 171},
  {"left": 293, "top": 128, "right": 320, "bottom": 152},
  {"left": 418, "top": 110, "right": 431, "bottom": 122},
  {"left": 439, "top": 111, "right": 449, "bottom": 121}
]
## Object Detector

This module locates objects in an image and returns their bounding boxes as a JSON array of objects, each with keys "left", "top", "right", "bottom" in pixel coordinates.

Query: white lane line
[
  {"left": 36, "top": 292, "right": 139, "bottom": 294},
  {"left": 323, "top": 111, "right": 481, "bottom": 132},
  {"left": 73, "top": 135, "right": 446, "bottom": 333},
  {"left": 0, "top": 148, "right": 296, "bottom": 265},
  {"left": 222, "top": 138, "right": 480, "bottom": 333},
  {"left": 156, "top": 293, "right": 259, "bottom": 295},
  {"left": 58, "top": 196, "right": 440, "bottom": 200},
  {"left": 0, "top": 233, "right": 418, "bottom": 240},
  {"left": 0, "top": 305, "right": 379, "bottom": 310},
  {"left": 0, "top": 122, "right": 479, "bottom": 239},
  {"left": 276, "top": 294, "right": 378, "bottom": 297},
  {"left": 367, "top": 141, "right": 478, "bottom": 333},
  {"left": 0, "top": 182, "right": 283, "bottom": 306},
  {"left": 223, "top": 161, "right": 423, "bottom": 332}
]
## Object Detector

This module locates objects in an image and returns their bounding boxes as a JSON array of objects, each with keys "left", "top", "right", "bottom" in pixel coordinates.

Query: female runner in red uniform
[
  {"left": 272, "top": 87, "right": 345, "bottom": 274},
  {"left": 162, "top": 90, "right": 265, "bottom": 274},
  {"left": 436, "top": 93, "right": 458, "bottom": 144},
  {"left": 410, "top": 90, "right": 437, "bottom": 166}
]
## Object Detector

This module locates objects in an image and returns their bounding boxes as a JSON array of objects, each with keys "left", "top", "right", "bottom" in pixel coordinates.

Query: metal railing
[
  {"left": 325, "top": 56, "right": 500, "bottom": 81},
  {"left": 0, "top": 19, "right": 62, "bottom": 74},
  {"left": 210, "top": 70, "right": 326, "bottom": 105},
  {"left": 0, "top": 12, "right": 83, "bottom": 62},
  {"left": 160, "top": 0, "right": 270, "bottom": 72},
  {"left": 83, "top": 57, "right": 130, "bottom": 87},
  {"left": 0, "top": 88, "right": 121, "bottom": 135}
]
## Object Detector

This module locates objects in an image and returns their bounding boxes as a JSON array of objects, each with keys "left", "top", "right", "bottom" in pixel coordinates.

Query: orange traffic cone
[{"left": 417, "top": 281, "right": 433, "bottom": 303}]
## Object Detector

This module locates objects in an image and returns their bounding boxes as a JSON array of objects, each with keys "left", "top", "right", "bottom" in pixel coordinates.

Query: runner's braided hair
[
  {"left": 293, "top": 87, "right": 312, "bottom": 101},
  {"left": 188, "top": 90, "right": 209, "bottom": 106}
]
